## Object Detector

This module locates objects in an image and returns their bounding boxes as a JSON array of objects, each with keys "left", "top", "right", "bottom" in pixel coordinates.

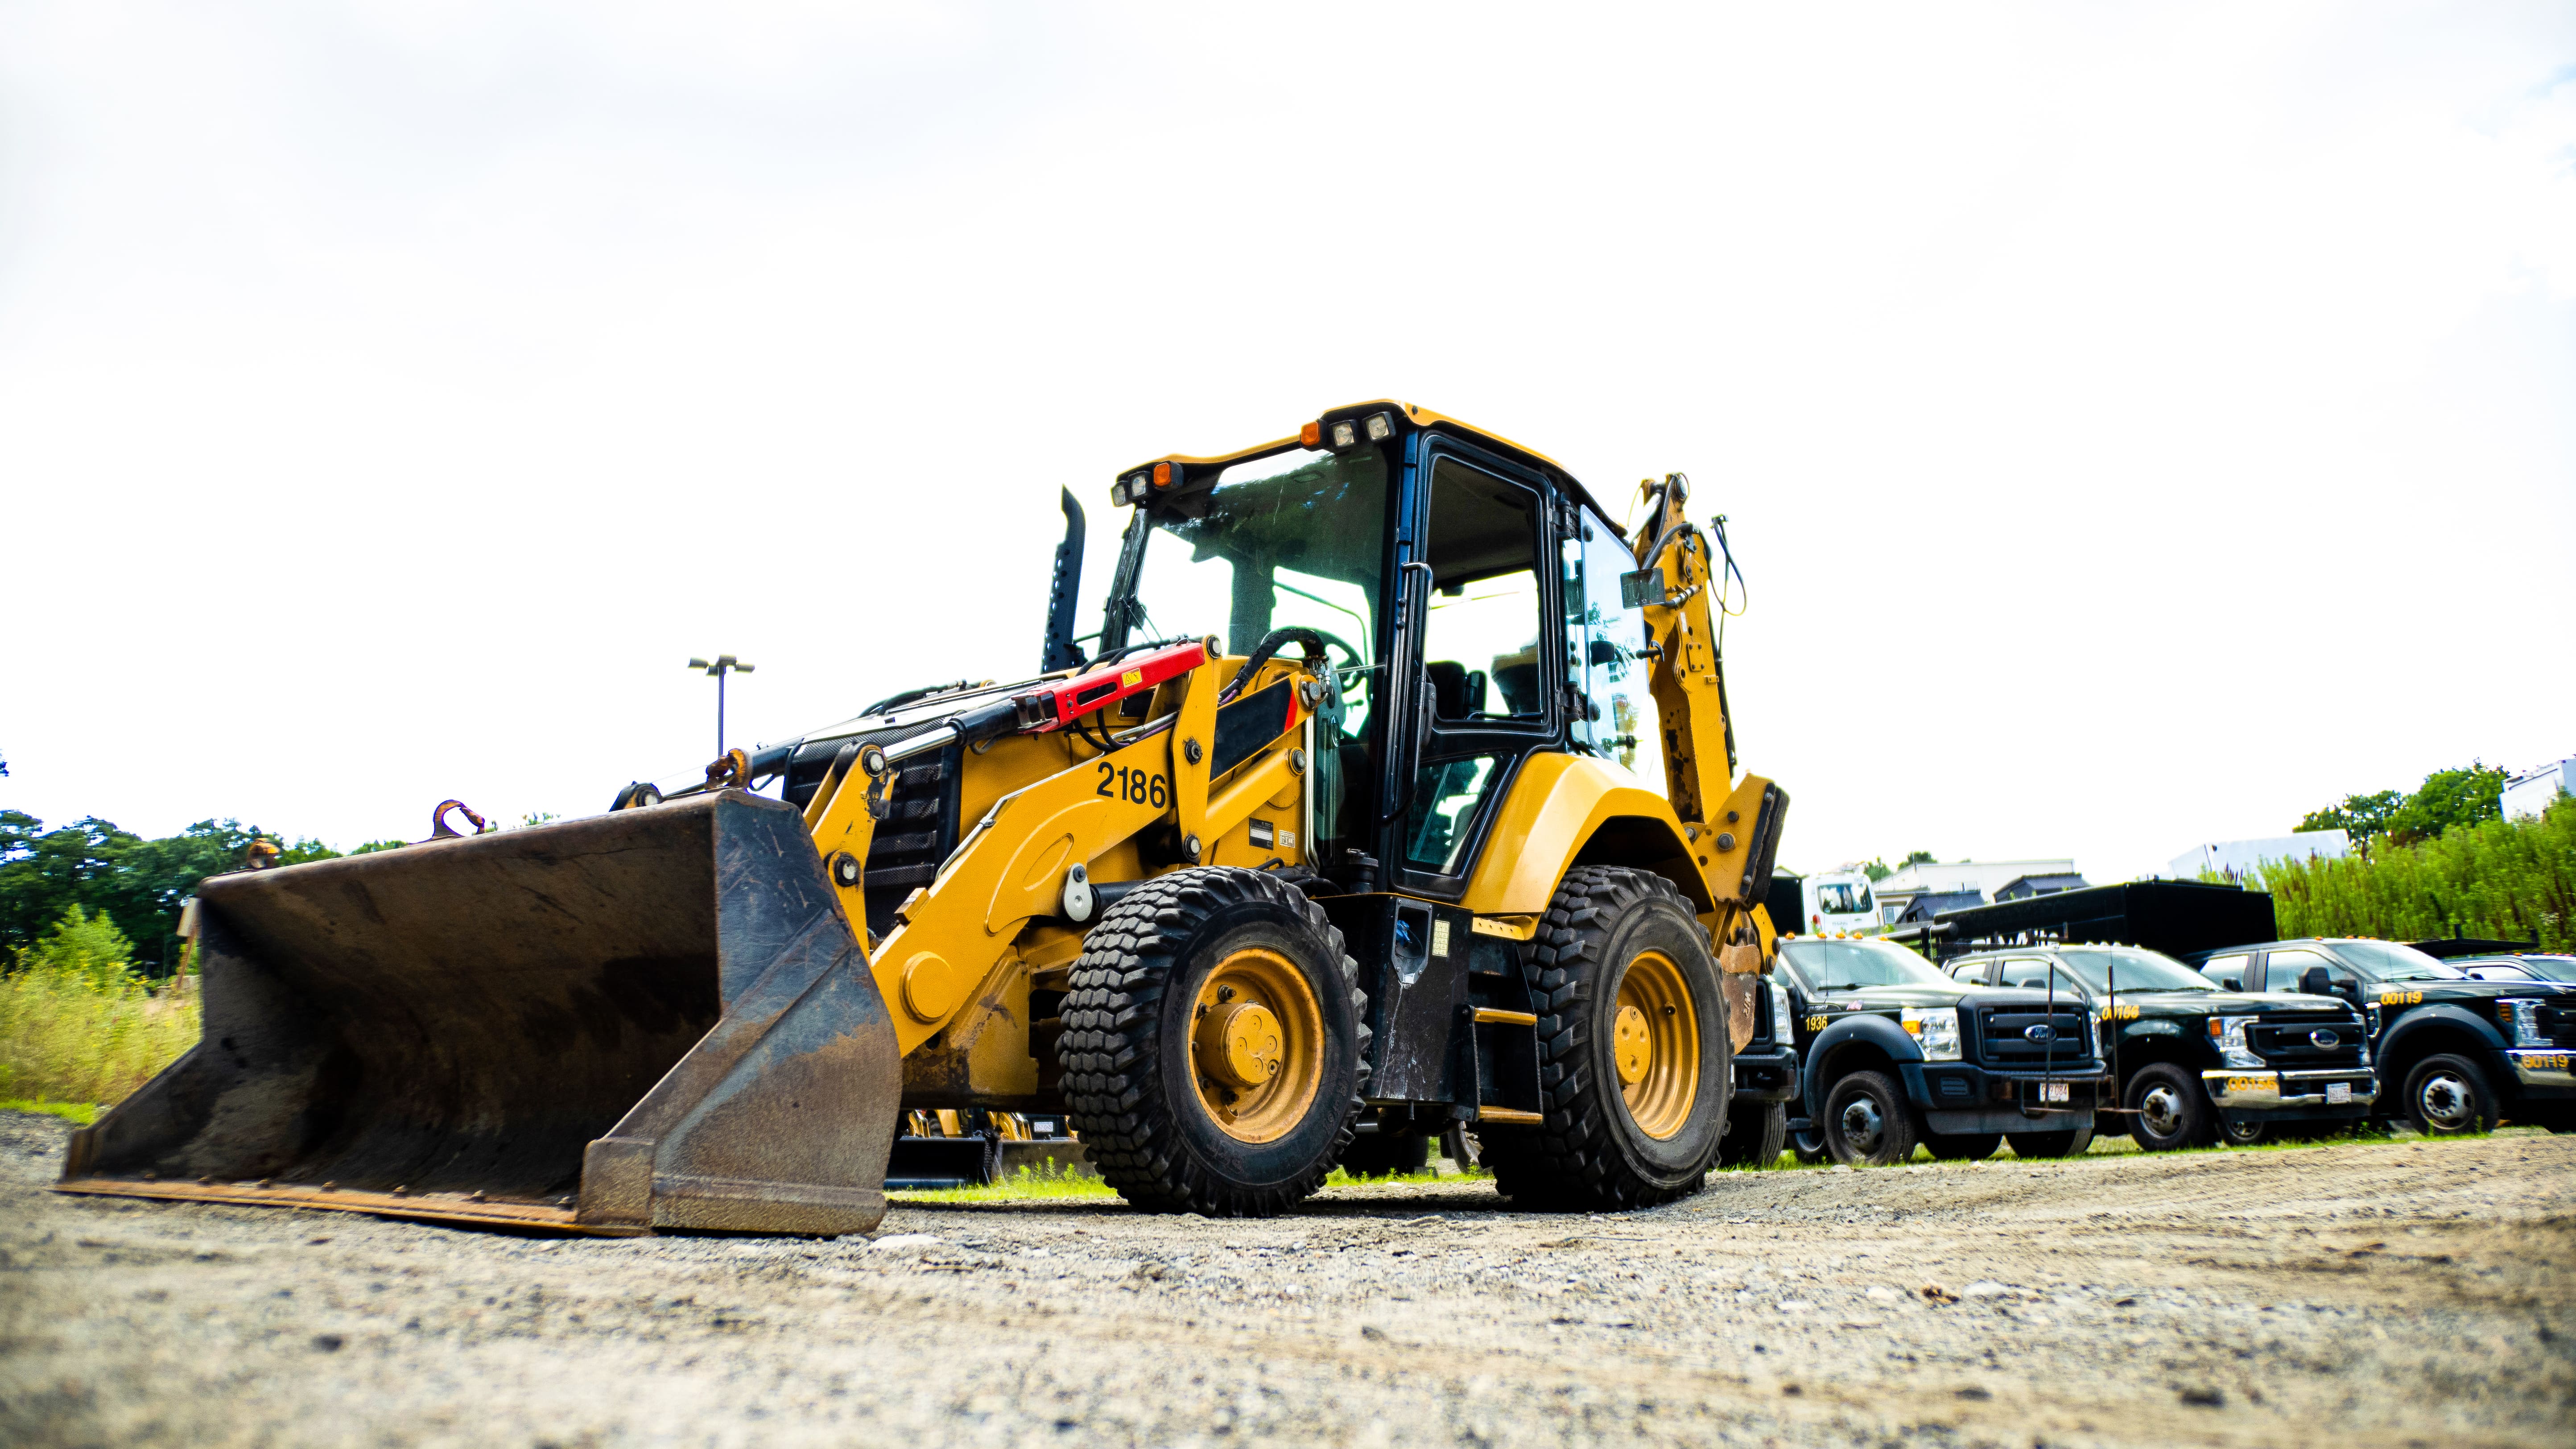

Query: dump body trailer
[{"left": 63, "top": 400, "right": 1787, "bottom": 1230}]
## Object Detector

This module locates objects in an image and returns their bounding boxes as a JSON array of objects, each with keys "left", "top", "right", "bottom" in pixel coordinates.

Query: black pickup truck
[
  {"left": 1946, "top": 944, "right": 2374, "bottom": 1149},
  {"left": 2196, "top": 938, "right": 2576, "bottom": 1136},
  {"left": 1771, "top": 937, "right": 2103, "bottom": 1166}
]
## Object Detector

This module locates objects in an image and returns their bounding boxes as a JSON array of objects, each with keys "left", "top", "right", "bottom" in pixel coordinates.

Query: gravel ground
[{"left": 4, "top": 1110, "right": 2571, "bottom": 1448}]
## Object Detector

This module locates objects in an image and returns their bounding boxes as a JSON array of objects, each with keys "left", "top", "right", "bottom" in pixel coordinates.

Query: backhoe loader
[{"left": 59, "top": 402, "right": 1787, "bottom": 1232}]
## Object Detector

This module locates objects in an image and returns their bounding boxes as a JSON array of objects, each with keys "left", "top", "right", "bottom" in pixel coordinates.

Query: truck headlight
[
  {"left": 1770, "top": 978, "right": 1793, "bottom": 1040},
  {"left": 2498, "top": 1000, "right": 2546, "bottom": 1048},
  {"left": 2210, "top": 1016, "right": 2263, "bottom": 1069},
  {"left": 1902, "top": 1006, "right": 1963, "bottom": 1062}
]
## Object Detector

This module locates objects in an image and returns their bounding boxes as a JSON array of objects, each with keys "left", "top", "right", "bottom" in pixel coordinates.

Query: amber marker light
[
  {"left": 1152, "top": 461, "right": 1174, "bottom": 489},
  {"left": 1300, "top": 420, "right": 1322, "bottom": 446}
]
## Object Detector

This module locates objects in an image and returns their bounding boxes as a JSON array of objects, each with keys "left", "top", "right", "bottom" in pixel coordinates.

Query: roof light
[
  {"left": 1330, "top": 419, "right": 1358, "bottom": 448},
  {"left": 1364, "top": 412, "right": 1394, "bottom": 442},
  {"left": 1152, "top": 462, "right": 1174, "bottom": 489},
  {"left": 1300, "top": 420, "right": 1321, "bottom": 447}
]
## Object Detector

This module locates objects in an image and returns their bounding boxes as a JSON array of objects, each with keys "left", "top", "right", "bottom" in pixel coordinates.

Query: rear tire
[
  {"left": 1790, "top": 1129, "right": 1829, "bottom": 1166},
  {"left": 1338, "top": 1130, "right": 1430, "bottom": 1178},
  {"left": 1822, "top": 1071, "right": 1920, "bottom": 1166},
  {"left": 2403, "top": 1053, "right": 2498, "bottom": 1137},
  {"left": 1717, "top": 1100, "right": 1789, "bottom": 1168},
  {"left": 1480, "top": 867, "right": 1732, "bottom": 1210},
  {"left": 1922, "top": 1130, "right": 2000, "bottom": 1161},
  {"left": 2006, "top": 1126, "right": 2093, "bottom": 1159},
  {"left": 2221, "top": 1117, "right": 2266, "bottom": 1147},
  {"left": 2125, "top": 1063, "right": 2217, "bottom": 1151},
  {"left": 1058, "top": 867, "right": 1370, "bottom": 1216}
]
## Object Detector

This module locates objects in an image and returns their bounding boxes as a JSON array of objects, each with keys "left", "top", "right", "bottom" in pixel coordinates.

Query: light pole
[{"left": 688, "top": 655, "right": 755, "bottom": 757}]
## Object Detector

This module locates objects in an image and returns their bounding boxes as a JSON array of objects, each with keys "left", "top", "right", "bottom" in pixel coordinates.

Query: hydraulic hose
[{"left": 1222, "top": 627, "right": 1330, "bottom": 704}]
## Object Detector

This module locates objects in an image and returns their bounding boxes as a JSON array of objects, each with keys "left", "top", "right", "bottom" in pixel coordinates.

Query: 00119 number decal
[{"left": 1097, "top": 762, "right": 1171, "bottom": 809}]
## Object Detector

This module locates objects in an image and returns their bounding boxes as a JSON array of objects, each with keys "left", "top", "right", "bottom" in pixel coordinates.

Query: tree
[
  {"left": 0, "top": 814, "right": 344, "bottom": 970},
  {"left": 12, "top": 904, "right": 137, "bottom": 989},
  {"left": 2299, "top": 790, "right": 2403, "bottom": 840},
  {"left": 1901, "top": 850, "right": 1936, "bottom": 868}
]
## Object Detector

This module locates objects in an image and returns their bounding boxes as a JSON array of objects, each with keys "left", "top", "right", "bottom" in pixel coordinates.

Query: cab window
[
  {"left": 1563, "top": 506, "right": 1662, "bottom": 781},
  {"left": 1419, "top": 458, "right": 1546, "bottom": 723},
  {"left": 2201, "top": 952, "right": 2251, "bottom": 989}
]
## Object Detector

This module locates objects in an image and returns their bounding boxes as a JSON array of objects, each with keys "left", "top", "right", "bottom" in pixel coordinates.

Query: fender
[
  {"left": 1800, "top": 1012, "right": 1923, "bottom": 1113},
  {"left": 1459, "top": 753, "right": 1708, "bottom": 915},
  {"left": 2378, "top": 1002, "right": 2511, "bottom": 1072}
]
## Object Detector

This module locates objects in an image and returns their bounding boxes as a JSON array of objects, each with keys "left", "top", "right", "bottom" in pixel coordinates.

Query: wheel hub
[
  {"left": 2419, "top": 1075, "right": 2471, "bottom": 1129},
  {"left": 1613, "top": 1005, "right": 1653, "bottom": 1085},
  {"left": 1197, "top": 1002, "right": 1284, "bottom": 1090},
  {"left": 2140, "top": 1085, "right": 2182, "bottom": 1136},
  {"left": 1838, "top": 1097, "right": 1884, "bottom": 1155}
]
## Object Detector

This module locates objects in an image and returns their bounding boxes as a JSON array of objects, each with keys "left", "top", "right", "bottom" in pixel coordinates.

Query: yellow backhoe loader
[{"left": 59, "top": 402, "right": 1787, "bottom": 1233}]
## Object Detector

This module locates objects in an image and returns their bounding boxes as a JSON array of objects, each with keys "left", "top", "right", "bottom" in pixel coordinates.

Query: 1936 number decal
[{"left": 1097, "top": 762, "right": 1170, "bottom": 809}]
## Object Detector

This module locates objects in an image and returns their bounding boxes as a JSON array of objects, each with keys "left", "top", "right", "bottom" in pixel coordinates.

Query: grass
[
  {"left": 890, "top": 1159, "right": 1122, "bottom": 1203},
  {"left": 2264, "top": 792, "right": 2574, "bottom": 949},
  {"left": 0, "top": 965, "right": 199, "bottom": 1110},
  {"left": 0, "top": 1099, "right": 100, "bottom": 1126}
]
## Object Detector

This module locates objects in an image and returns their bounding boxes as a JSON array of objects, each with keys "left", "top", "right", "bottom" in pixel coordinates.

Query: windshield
[
  {"left": 1778, "top": 938, "right": 1952, "bottom": 990},
  {"left": 2330, "top": 939, "right": 2465, "bottom": 981},
  {"left": 2055, "top": 948, "right": 2217, "bottom": 994},
  {"left": 1816, "top": 881, "right": 1874, "bottom": 915}
]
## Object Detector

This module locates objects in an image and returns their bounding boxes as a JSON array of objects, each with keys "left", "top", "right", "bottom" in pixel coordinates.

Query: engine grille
[
  {"left": 2531, "top": 999, "right": 2576, "bottom": 1049},
  {"left": 783, "top": 724, "right": 964, "bottom": 940},
  {"left": 1970, "top": 1004, "right": 2096, "bottom": 1069},
  {"left": 2250, "top": 1014, "right": 2369, "bottom": 1068}
]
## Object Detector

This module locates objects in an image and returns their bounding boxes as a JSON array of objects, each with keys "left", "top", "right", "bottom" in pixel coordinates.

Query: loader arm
[{"left": 798, "top": 642, "right": 1323, "bottom": 1056}]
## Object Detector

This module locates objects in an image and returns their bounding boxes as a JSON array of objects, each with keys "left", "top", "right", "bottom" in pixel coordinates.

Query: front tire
[
  {"left": 1922, "top": 1130, "right": 2001, "bottom": 1162},
  {"left": 2125, "top": 1063, "right": 2217, "bottom": 1151},
  {"left": 1481, "top": 867, "right": 1731, "bottom": 1210},
  {"left": 2006, "top": 1126, "right": 2093, "bottom": 1159},
  {"left": 2403, "top": 1053, "right": 2498, "bottom": 1137},
  {"left": 1058, "top": 867, "right": 1370, "bottom": 1215},
  {"left": 1822, "top": 1071, "right": 1920, "bottom": 1166},
  {"left": 1717, "top": 1100, "right": 1789, "bottom": 1168}
]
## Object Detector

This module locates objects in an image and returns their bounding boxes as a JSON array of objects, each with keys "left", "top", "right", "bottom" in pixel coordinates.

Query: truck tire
[
  {"left": 1821, "top": 1071, "right": 1919, "bottom": 1166},
  {"left": 2006, "top": 1126, "right": 2093, "bottom": 1159},
  {"left": 1921, "top": 1130, "right": 2001, "bottom": 1161},
  {"left": 2403, "top": 1053, "right": 2498, "bottom": 1137},
  {"left": 1338, "top": 1130, "right": 1430, "bottom": 1178},
  {"left": 1717, "top": 1100, "right": 1788, "bottom": 1168},
  {"left": 1480, "top": 866, "right": 1731, "bottom": 1210},
  {"left": 1058, "top": 867, "right": 1369, "bottom": 1216},
  {"left": 1790, "top": 1129, "right": 1828, "bottom": 1165},
  {"left": 2125, "top": 1063, "right": 2217, "bottom": 1151}
]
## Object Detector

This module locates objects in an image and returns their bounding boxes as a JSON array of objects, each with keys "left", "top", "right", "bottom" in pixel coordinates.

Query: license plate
[
  {"left": 2040, "top": 1081, "right": 2070, "bottom": 1104},
  {"left": 2326, "top": 1082, "right": 2352, "bottom": 1105}
]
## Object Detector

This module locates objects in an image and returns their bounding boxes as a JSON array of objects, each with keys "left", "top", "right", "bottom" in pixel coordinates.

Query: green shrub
[
  {"left": 2265, "top": 793, "right": 2575, "bottom": 950},
  {"left": 0, "top": 906, "right": 201, "bottom": 1107}
]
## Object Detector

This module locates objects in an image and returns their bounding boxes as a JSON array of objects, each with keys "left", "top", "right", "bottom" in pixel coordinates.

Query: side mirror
[
  {"left": 2218, "top": 978, "right": 2242, "bottom": 991},
  {"left": 2301, "top": 965, "right": 2333, "bottom": 998}
]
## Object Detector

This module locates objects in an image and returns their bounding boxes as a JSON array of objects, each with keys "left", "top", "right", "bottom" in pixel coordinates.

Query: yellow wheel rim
[
  {"left": 1189, "top": 947, "right": 1325, "bottom": 1143},
  {"left": 1614, "top": 949, "right": 1700, "bottom": 1141}
]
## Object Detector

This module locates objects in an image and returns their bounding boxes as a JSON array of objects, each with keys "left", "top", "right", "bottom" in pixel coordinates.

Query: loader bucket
[{"left": 56, "top": 791, "right": 901, "bottom": 1237}]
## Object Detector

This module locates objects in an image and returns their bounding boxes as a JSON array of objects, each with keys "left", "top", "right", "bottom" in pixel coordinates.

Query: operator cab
[{"left": 1065, "top": 402, "right": 1672, "bottom": 901}]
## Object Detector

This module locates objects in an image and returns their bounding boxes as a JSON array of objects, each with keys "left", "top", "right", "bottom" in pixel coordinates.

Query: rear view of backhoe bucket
[{"left": 58, "top": 793, "right": 902, "bottom": 1235}]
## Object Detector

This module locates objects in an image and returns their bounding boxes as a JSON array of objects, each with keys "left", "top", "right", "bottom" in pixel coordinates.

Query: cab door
[{"left": 1380, "top": 441, "right": 1563, "bottom": 897}]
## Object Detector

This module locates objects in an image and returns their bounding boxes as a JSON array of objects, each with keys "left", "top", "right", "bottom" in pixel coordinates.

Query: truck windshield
[
  {"left": 2329, "top": 939, "right": 2464, "bottom": 982},
  {"left": 2055, "top": 948, "right": 2215, "bottom": 994},
  {"left": 1778, "top": 938, "right": 1950, "bottom": 990}
]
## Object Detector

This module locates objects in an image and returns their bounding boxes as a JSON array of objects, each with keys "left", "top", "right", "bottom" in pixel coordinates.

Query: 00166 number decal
[{"left": 1096, "top": 762, "right": 1171, "bottom": 809}]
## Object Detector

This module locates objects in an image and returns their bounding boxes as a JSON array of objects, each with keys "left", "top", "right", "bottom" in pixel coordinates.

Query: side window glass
[
  {"left": 1999, "top": 958, "right": 2054, "bottom": 991},
  {"left": 2202, "top": 952, "right": 2250, "bottom": 989},
  {"left": 1565, "top": 508, "right": 1663, "bottom": 782},
  {"left": 1421, "top": 459, "right": 1544, "bottom": 723},
  {"left": 1399, "top": 753, "right": 1508, "bottom": 874},
  {"left": 2264, "top": 949, "right": 2332, "bottom": 992}
]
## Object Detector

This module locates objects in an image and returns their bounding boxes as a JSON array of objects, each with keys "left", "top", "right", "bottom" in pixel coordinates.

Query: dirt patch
[{"left": 3, "top": 1111, "right": 2570, "bottom": 1447}]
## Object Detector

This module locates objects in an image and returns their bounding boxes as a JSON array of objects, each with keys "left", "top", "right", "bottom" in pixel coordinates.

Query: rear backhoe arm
[{"left": 798, "top": 636, "right": 1324, "bottom": 1056}]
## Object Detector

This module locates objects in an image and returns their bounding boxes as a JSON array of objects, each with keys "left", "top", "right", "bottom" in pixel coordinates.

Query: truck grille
[
  {"left": 2250, "top": 1014, "right": 2368, "bottom": 1068},
  {"left": 1971, "top": 1004, "right": 2096, "bottom": 1069},
  {"left": 2534, "top": 999, "right": 2576, "bottom": 1049}
]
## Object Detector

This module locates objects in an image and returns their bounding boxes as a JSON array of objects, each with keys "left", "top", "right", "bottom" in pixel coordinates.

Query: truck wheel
[
  {"left": 1790, "top": 1129, "right": 1828, "bottom": 1166},
  {"left": 2403, "top": 1054, "right": 2498, "bottom": 1137},
  {"left": 2221, "top": 1117, "right": 2266, "bottom": 1146},
  {"left": 1822, "top": 1072, "right": 1918, "bottom": 1166},
  {"left": 1481, "top": 866, "right": 1731, "bottom": 1209},
  {"left": 1058, "top": 867, "right": 1369, "bottom": 1216},
  {"left": 2125, "top": 1063, "right": 2217, "bottom": 1151},
  {"left": 1338, "top": 1131, "right": 1430, "bottom": 1178},
  {"left": 1921, "top": 1130, "right": 2000, "bottom": 1161},
  {"left": 1717, "top": 1101, "right": 1788, "bottom": 1167},
  {"left": 2006, "top": 1126, "right": 2093, "bottom": 1159}
]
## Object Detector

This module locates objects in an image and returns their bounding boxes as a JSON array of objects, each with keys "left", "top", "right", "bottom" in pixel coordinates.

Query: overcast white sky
[{"left": 4, "top": 2, "right": 2572, "bottom": 883}]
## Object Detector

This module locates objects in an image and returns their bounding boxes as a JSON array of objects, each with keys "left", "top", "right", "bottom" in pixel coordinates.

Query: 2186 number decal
[{"left": 1098, "top": 762, "right": 1170, "bottom": 808}]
